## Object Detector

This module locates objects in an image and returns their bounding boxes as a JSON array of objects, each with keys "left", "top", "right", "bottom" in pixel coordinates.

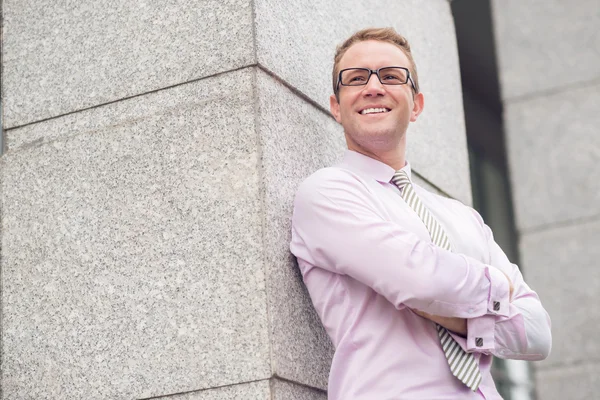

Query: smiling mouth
[{"left": 359, "top": 107, "right": 391, "bottom": 115}]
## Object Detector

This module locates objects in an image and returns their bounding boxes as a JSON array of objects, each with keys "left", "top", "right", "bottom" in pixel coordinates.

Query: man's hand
[{"left": 412, "top": 309, "right": 468, "bottom": 337}]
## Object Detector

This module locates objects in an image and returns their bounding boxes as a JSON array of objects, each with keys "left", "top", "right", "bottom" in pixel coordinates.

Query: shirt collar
[{"left": 338, "top": 150, "right": 412, "bottom": 183}]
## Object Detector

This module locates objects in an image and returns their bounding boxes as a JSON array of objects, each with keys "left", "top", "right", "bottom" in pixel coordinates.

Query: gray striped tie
[{"left": 391, "top": 169, "right": 482, "bottom": 391}]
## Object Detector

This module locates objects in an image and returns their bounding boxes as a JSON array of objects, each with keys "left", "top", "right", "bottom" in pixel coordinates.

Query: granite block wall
[
  {"left": 492, "top": 0, "right": 600, "bottom": 398},
  {"left": 2, "top": 0, "right": 469, "bottom": 398},
  {"left": 2, "top": 69, "right": 271, "bottom": 399},
  {"left": 2, "top": 0, "right": 256, "bottom": 127},
  {"left": 150, "top": 380, "right": 271, "bottom": 400}
]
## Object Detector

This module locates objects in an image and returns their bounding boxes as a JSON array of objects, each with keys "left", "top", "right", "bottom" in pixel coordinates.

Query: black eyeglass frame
[{"left": 336, "top": 66, "right": 418, "bottom": 94}]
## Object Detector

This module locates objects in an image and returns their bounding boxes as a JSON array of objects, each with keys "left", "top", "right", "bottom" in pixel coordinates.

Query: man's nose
[{"left": 363, "top": 73, "right": 386, "bottom": 96}]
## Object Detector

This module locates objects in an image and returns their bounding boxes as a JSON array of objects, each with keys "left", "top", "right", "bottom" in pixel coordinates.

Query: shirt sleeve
[
  {"left": 464, "top": 210, "right": 552, "bottom": 361},
  {"left": 290, "top": 169, "right": 510, "bottom": 319}
]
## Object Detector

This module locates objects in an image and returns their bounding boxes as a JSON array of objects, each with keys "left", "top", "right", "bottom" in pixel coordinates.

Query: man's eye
[
  {"left": 383, "top": 75, "right": 401, "bottom": 81},
  {"left": 350, "top": 76, "right": 366, "bottom": 82}
]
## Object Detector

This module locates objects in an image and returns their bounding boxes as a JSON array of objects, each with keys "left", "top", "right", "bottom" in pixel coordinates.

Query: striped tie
[{"left": 391, "top": 169, "right": 482, "bottom": 391}]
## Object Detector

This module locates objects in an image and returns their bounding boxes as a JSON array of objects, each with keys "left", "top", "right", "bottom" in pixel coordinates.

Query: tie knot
[{"left": 391, "top": 170, "right": 411, "bottom": 192}]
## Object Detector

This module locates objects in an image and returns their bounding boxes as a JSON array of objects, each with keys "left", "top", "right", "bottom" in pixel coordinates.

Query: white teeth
[{"left": 360, "top": 107, "right": 389, "bottom": 115}]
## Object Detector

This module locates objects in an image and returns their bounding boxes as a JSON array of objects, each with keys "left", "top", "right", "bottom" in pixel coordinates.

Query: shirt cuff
[
  {"left": 466, "top": 314, "right": 496, "bottom": 353},
  {"left": 486, "top": 266, "right": 510, "bottom": 317}
]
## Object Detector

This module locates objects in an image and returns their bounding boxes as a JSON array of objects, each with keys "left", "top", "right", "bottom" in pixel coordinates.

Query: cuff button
[
  {"left": 475, "top": 337, "right": 483, "bottom": 347},
  {"left": 493, "top": 301, "right": 501, "bottom": 311}
]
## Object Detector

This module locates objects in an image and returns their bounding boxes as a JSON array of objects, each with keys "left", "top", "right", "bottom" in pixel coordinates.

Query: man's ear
[
  {"left": 410, "top": 92, "right": 425, "bottom": 122},
  {"left": 330, "top": 94, "right": 342, "bottom": 124}
]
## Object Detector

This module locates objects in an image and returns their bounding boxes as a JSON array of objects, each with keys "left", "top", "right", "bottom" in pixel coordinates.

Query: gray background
[
  {"left": 492, "top": 0, "right": 600, "bottom": 398},
  {"left": 1, "top": 0, "right": 597, "bottom": 398}
]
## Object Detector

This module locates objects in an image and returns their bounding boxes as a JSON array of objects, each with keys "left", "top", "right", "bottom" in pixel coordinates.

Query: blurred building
[
  {"left": 455, "top": 1, "right": 599, "bottom": 399},
  {"left": 1, "top": 0, "right": 597, "bottom": 399}
]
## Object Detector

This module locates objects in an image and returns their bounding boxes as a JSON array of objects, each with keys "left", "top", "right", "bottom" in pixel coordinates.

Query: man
[{"left": 289, "top": 28, "right": 552, "bottom": 400}]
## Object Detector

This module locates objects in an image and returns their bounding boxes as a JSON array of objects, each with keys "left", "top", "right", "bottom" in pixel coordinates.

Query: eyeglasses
[{"left": 336, "top": 67, "right": 417, "bottom": 93}]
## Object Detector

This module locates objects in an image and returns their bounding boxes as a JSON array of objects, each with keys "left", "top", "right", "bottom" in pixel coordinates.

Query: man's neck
[{"left": 347, "top": 146, "right": 406, "bottom": 171}]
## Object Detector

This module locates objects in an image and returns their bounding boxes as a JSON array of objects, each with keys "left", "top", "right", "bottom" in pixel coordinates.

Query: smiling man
[{"left": 289, "top": 28, "right": 552, "bottom": 400}]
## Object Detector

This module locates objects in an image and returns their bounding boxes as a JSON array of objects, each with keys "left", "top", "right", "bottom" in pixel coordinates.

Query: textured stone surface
[
  {"left": 535, "top": 363, "right": 600, "bottom": 400},
  {"left": 151, "top": 379, "right": 327, "bottom": 400},
  {"left": 504, "top": 82, "right": 600, "bottom": 231},
  {"left": 257, "top": 70, "right": 339, "bottom": 390},
  {"left": 1, "top": 68, "right": 271, "bottom": 399},
  {"left": 151, "top": 380, "right": 270, "bottom": 399},
  {"left": 492, "top": 0, "right": 600, "bottom": 100},
  {"left": 520, "top": 219, "right": 600, "bottom": 370},
  {"left": 271, "top": 378, "right": 327, "bottom": 400},
  {"left": 3, "top": 0, "right": 255, "bottom": 128},
  {"left": 255, "top": 0, "right": 471, "bottom": 204}
]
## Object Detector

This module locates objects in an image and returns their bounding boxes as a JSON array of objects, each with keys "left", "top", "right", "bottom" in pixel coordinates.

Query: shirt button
[
  {"left": 493, "top": 301, "right": 501, "bottom": 311},
  {"left": 468, "top": 308, "right": 474, "bottom": 314},
  {"left": 475, "top": 337, "right": 483, "bottom": 347}
]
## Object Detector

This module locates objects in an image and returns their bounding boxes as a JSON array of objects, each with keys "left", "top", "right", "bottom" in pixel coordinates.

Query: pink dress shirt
[{"left": 290, "top": 150, "right": 552, "bottom": 400}]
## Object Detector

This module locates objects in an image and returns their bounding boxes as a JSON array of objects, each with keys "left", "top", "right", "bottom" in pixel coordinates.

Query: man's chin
[
  {"left": 357, "top": 128, "right": 399, "bottom": 141},
  {"left": 347, "top": 131, "right": 405, "bottom": 152}
]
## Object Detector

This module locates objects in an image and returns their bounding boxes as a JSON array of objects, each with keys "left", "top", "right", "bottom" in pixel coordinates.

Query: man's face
[{"left": 330, "top": 40, "right": 424, "bottom": 155}]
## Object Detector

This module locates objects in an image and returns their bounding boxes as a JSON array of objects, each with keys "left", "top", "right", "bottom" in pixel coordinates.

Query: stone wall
[
  {"left": 1, "top": 0, "right": 469, "bottom": 398},
  {"left": 492, "top": 1, "right": 600, "bottom": 398}
]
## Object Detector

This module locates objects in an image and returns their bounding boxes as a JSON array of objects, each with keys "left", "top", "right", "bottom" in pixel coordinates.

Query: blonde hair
[{"left": 332, "top": 27, "right": 420, "bottom": 98}]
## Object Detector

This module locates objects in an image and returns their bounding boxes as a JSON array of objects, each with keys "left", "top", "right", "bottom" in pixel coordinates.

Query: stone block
[
  {"left": 3, "top": 0, "right": 255, "bottom": 128},
  {"left": 271, "top": 378, "right": 327, "bottom": 400},
  {"left": 492, "top": 0, "right": 600, "bottom": 99},
  {"left": 504, "top": 82, "right": 600, "bottom": 231},
  {"left": 535, "top": 363, "right": 600, "bottom": 400},
  {"left": 1, "top": 68, "right": 271, "bottom": 399},
  {"left": 520, "top": 219, "right": 600, "bottom": 370},
  {"left": 151, "top": 380, "right": 270, "bottom": 399},
  {"left": 255, "top": 0, "right": 471, "bottom": 204},
  {"left": 257, "top": 69, "right": 340, "bottom": 390},
  {"left": 150, "top": 379, "right": 327, "bottom": 400}
]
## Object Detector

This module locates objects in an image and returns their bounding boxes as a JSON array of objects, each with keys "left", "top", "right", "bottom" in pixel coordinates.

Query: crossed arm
[
  {"left": 415, "top": 269, "right": 514, "bottom": 338},
  {"left": 291, "top": 171, "right": 552, "bottom": 360}
]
